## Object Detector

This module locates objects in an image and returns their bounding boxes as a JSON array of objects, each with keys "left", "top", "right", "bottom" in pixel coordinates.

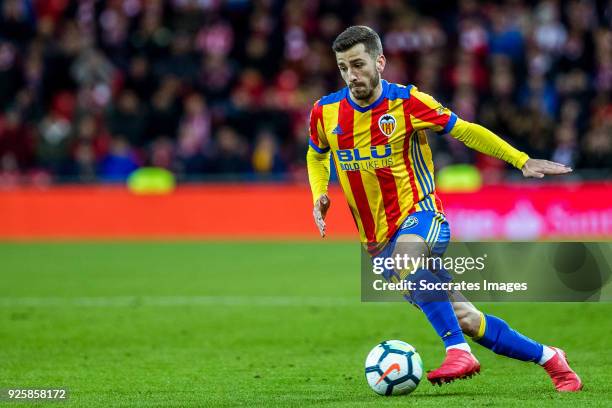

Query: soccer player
[{"left": 306, "top": 26, "right": 582, "bottom": 391}]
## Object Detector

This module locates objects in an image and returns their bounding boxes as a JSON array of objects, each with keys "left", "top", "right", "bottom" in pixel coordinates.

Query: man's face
[{"left": 335, "top": 43, "right": 385, "bottom": 101}]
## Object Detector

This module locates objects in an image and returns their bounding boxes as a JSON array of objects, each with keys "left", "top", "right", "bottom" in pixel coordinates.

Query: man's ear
[{"left": 376, "top": 54, "right": 386, "bottom": 74}]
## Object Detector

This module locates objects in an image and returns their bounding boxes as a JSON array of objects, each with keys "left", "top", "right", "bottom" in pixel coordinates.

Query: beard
[{"left": 349, "top": 73, "right": 380, "bottom": 101}]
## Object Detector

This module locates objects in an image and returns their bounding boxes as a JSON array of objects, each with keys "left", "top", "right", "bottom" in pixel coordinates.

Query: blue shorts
[{"left": 375, "top": 210, "right": 452, "bottom": 285}]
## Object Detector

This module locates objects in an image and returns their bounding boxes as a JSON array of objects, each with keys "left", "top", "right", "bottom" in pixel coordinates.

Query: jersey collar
[{"left": 345, "top": 79, "right": 389, "bottom": 113}]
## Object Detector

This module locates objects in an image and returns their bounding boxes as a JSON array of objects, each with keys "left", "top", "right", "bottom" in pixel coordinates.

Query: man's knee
[
  {"left": 393, "top": 233, "right": 428, "bottom": 251},
  {"left": 391, "top": 234, "right": 430, "bottom": 266},
  {"left": 454, "top": 305, "right": 482, "bottom": 337}
]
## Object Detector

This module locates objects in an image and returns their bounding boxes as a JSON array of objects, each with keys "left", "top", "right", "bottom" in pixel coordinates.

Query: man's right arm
[
  {"left": 306, "top": 101, "right": 331, "bottom": 202},
  {"left": 307, "top": 147, "right": 330, "bottom": 203},
  {"left": 306, "top": 101, "right": 331, "bottom": 236}
]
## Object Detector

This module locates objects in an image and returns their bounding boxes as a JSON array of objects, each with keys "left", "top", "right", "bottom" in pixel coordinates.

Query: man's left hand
[{"left": 521, "top": 159, "right": 573, "bottom": 178}]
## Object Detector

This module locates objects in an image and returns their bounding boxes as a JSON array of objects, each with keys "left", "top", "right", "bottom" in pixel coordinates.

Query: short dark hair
[{"left": 332, "top": 26, "right": 383, "bottom": 59}]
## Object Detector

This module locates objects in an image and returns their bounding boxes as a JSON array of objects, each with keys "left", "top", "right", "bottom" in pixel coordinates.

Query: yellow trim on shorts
[{"left": 424, "top": 215, "right": 442, "bottom": 254}]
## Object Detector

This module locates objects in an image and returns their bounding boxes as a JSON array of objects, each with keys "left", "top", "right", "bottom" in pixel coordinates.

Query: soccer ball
[{"left": 364, "top": 340, "right": 423, "bottom": 396}]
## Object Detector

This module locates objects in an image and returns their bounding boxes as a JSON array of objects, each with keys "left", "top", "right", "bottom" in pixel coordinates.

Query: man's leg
[
  {"left": 449, "top": 292, "right": 546, "bottom": 361},
  {"left": 393, "top": 235, "right": 468, "bottom": 350},
  {"left": 390, "top": 234, "right": 480, "bottom": 384},
  {"left": 449, "top": 291, "right": 582, "bottom": 392}
]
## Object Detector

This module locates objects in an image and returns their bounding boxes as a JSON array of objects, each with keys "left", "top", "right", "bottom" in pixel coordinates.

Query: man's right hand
[{"left": 313, "top": 194, "right": 331, "bottom": 237}]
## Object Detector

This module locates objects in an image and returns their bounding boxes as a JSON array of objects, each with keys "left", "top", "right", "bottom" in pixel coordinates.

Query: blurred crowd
[{"left": 0, "top": 0, "right": 610, "bottom": 185}]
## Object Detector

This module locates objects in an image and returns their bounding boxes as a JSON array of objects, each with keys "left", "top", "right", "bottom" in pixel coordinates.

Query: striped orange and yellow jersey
[{"left": 308, "top": 80, "right": 458, "bottom": 253}]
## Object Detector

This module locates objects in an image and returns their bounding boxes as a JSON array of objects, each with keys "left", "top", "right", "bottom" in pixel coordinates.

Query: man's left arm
[
  {"left": 449, "top": 118, "right": 572, "bottom": 178},
  {"left": 407, "top": 87, "right": 572, "bottom": 178}
]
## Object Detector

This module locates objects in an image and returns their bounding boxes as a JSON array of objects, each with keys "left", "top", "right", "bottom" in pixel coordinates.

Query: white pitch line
[{"left": 0, "top": 295, "right": 364, "bottom": 308}]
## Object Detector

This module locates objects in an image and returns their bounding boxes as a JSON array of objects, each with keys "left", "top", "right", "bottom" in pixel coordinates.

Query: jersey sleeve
[
  {"left": 306, "top": 100, "right": 330, "bottom": 203},
  {"left": 408, "top": 87, "right": 458, "bottom": 135},
  {"left": 450, "top": 118, "right": 530, "bottom": 169},
  {"left": 308, "top": 101, "right": 330, "bottom": 153}
]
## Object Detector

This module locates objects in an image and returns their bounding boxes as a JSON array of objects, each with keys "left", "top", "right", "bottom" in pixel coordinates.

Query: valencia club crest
[{"left": 378, "top": 114, "right": 396, "bottom": 137}]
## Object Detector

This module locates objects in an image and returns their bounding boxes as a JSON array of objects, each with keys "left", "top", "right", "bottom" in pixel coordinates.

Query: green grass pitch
[{"left": 0, "top": 242, "right": 610, "bottom": 407}]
